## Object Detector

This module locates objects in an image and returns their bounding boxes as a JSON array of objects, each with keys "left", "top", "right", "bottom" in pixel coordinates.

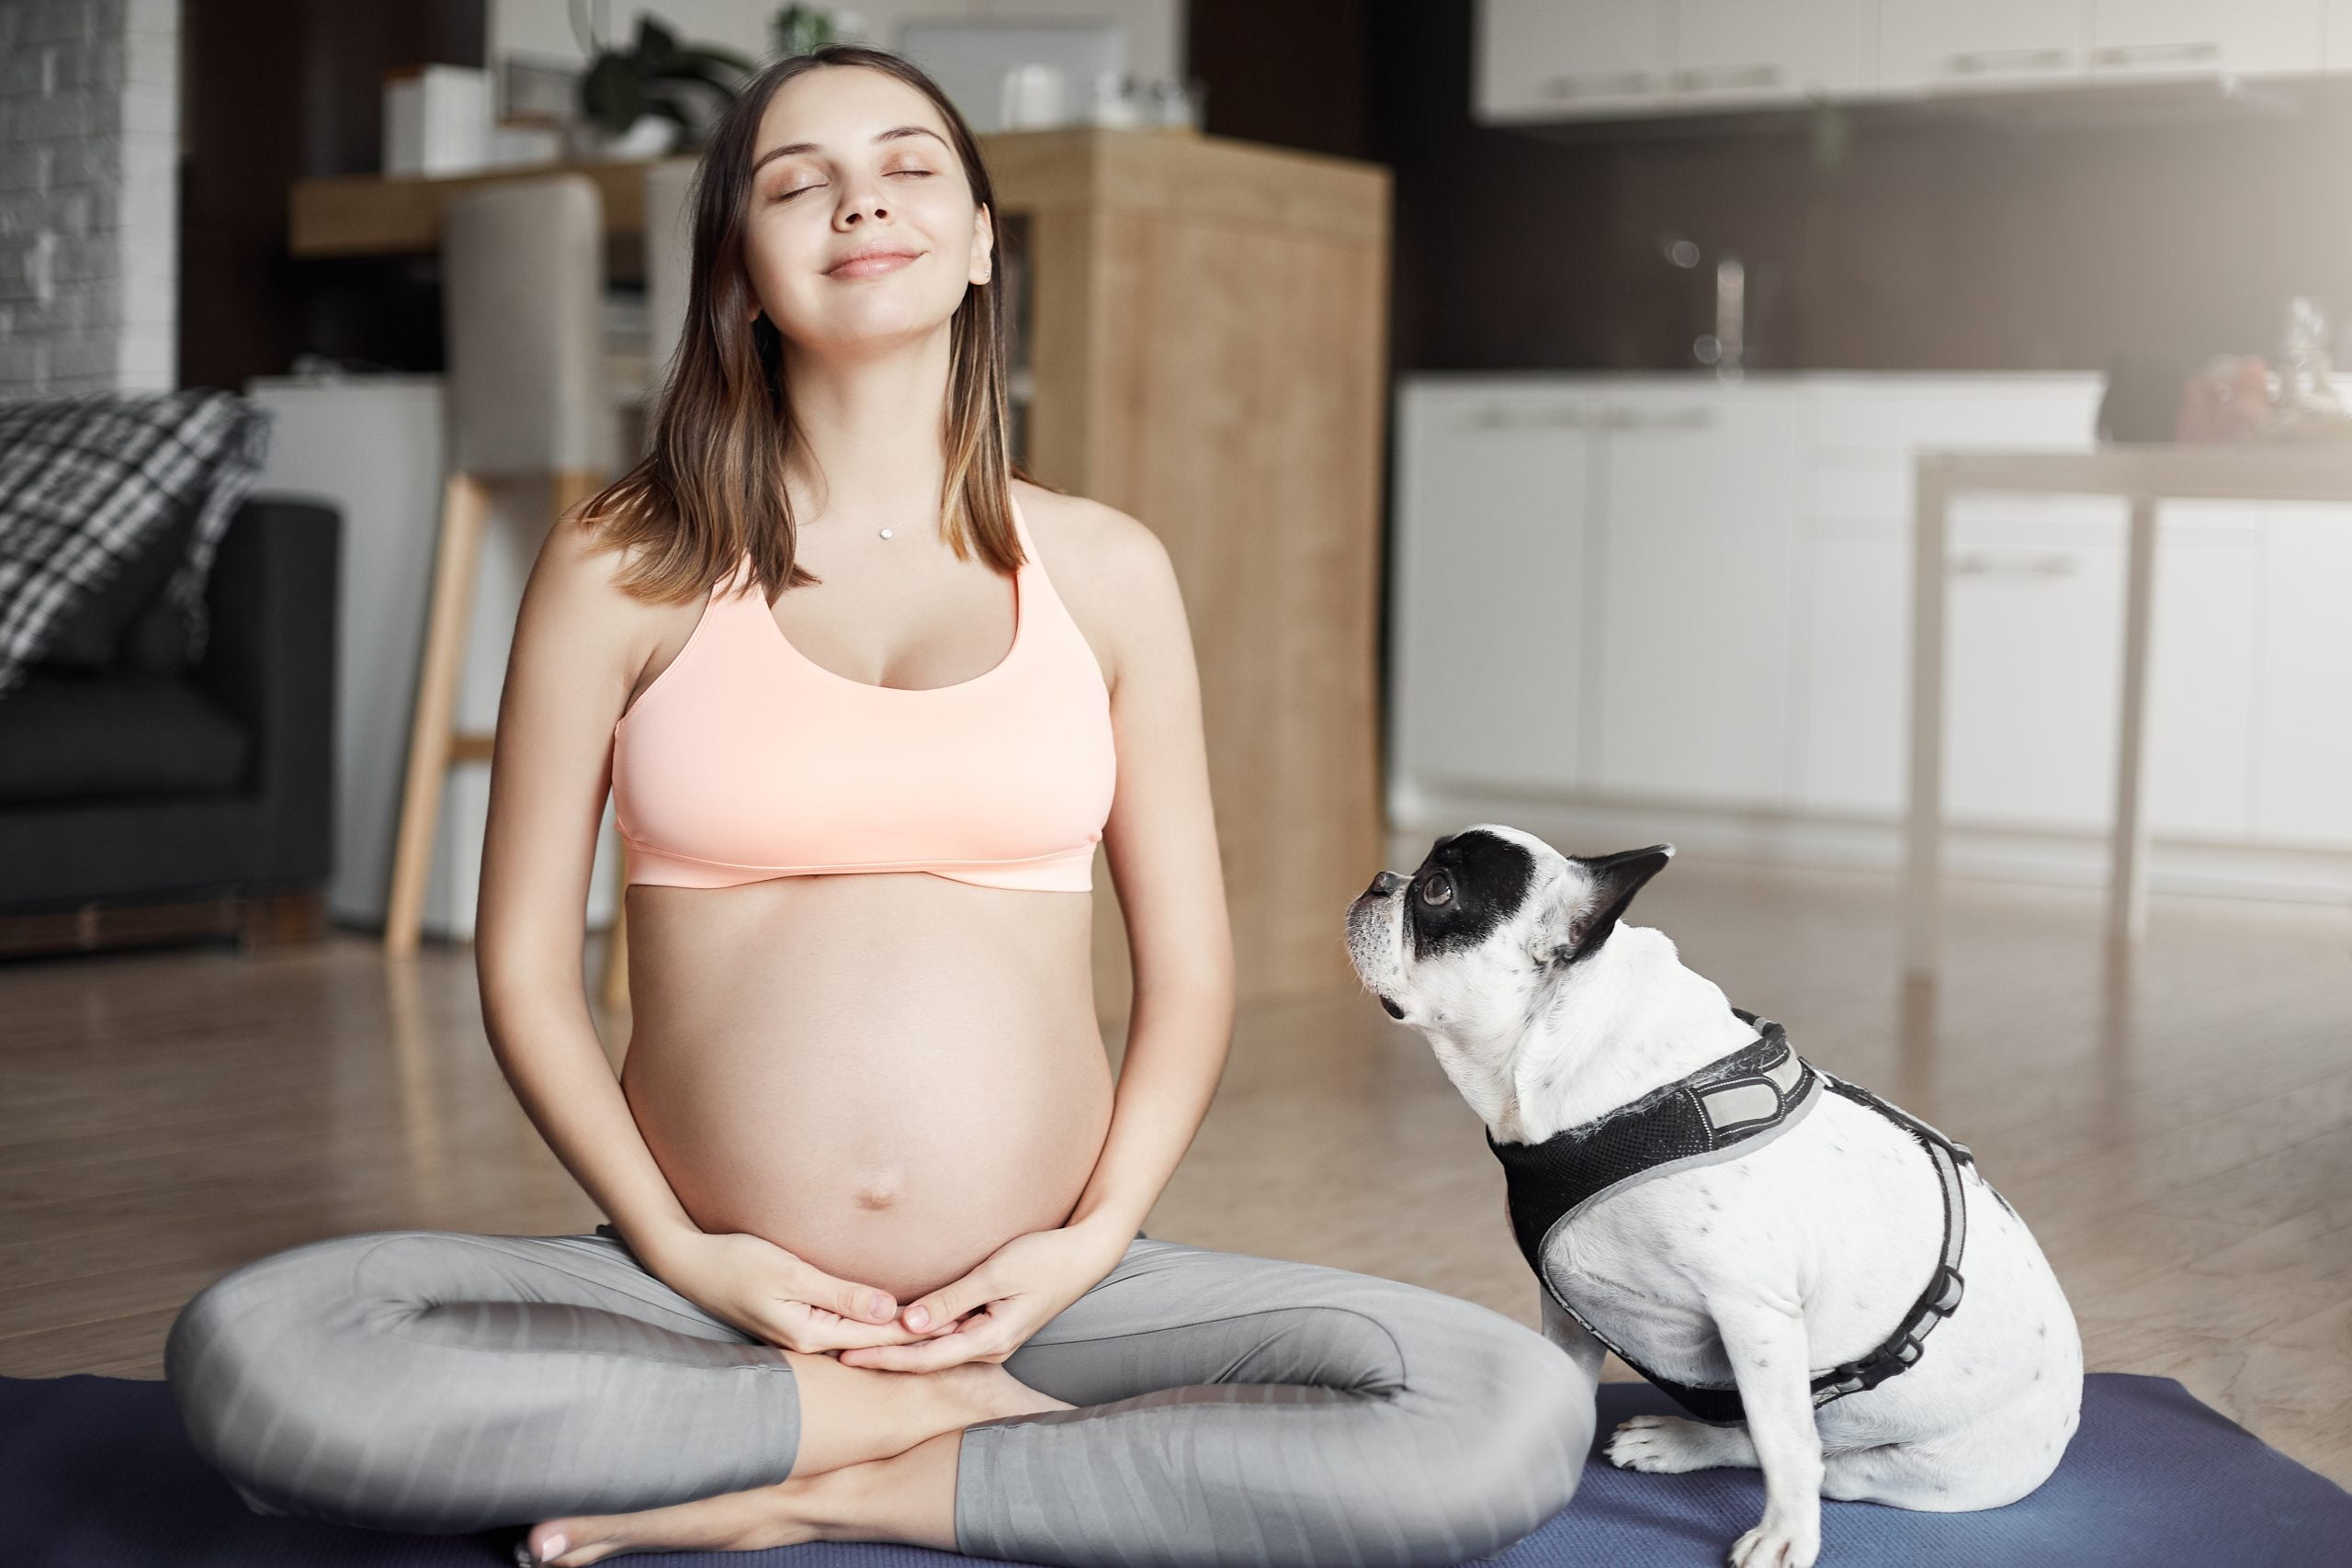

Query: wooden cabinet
[{"left": 985, "top": 128, "right": 1393, "bottom": 1014}]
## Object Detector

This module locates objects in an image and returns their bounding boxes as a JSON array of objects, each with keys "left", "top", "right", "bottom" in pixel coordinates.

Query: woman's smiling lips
[{"left": 827, "top": 247, "right": 922, "bottom": 278}]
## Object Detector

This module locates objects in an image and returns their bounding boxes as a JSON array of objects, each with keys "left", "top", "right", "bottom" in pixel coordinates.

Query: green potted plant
[
  {"left": 771, "top": 6, "right": 840, "bottom": 59},
  {"left": 577, "top": 15, "right": 759, "bottom": 155}
]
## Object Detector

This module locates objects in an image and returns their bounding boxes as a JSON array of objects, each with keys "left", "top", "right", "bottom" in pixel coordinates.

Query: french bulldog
[{"left": 1345, "top": 826, "right": 2082, "bottom": 1568}]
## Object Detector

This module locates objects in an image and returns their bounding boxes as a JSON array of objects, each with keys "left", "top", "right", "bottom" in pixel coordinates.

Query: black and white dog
[{"left": 1345, "top": 826, "right": 2081, "bottom": 1568}]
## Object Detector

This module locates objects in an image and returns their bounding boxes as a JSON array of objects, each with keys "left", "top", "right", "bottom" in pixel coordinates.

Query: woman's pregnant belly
[{"left": 616, "top": 871, "right": 1114, "bottom": 1304}]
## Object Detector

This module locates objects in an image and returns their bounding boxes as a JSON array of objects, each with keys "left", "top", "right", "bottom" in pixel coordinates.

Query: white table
[{"left": 1904, "top": 443, "right": 2352, "bottom": 981}]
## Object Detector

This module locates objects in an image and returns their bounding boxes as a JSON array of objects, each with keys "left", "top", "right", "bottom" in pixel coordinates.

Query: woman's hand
[
  {"left": 833, "top": 1221, "right": 1132, "bottom": 1372},
  {"left": 646, "top": 1229, "right": 940, "bottom": 1356}
]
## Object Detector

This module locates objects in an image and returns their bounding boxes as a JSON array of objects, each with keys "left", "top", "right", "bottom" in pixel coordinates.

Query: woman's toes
[{"left": 522, "top": 1481, "right": 818, "bottom": 1564}]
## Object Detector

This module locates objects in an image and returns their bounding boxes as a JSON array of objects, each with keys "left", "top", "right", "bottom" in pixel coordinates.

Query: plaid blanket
[{"left": 0, "top": 389, "right": 274, "bottom": 699}]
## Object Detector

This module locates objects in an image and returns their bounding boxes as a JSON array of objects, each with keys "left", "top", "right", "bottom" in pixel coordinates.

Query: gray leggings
[{"left": 164, "top": 1225, "right": 1597, "bottom": 1567}]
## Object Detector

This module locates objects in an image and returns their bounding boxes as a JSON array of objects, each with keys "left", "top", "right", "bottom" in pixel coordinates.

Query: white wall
[{"left": 0, "top": 0, "right": 180, "bottom": 397}]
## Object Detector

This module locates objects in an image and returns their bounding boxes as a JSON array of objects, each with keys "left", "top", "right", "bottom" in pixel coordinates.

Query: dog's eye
[{"left": 1418, "top": 872, "right": 1453, "bottom": 907}]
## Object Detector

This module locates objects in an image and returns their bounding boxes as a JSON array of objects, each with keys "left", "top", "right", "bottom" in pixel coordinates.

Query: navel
[{"left": 853, "top": 1170, "right": 904, "bottom": 1211}]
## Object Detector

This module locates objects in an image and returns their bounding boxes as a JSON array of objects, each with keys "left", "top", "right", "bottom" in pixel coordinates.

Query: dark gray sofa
[{"left": 0, "top": 496, "right": 341, "bottom": 959}]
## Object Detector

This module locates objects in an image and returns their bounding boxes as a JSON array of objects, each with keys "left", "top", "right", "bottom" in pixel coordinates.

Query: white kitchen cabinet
[
  {"left": 2252, "top": 504, "right": 2352, "bottom": 847},
  {"left": 1668, "top": 0, "right": 1871, "bottom": 107},
  {"left": 1393, "top": 374, "right": 2352, "bottom": 895},
  {"left": 1795, "top": 437, "right": 2263, "bottom": 840},
  {"left": 1475, "top": 0, "right": 2335, "bottom": 121},
  {"left": 1591, "top": 388, "right": 1805, "bottom": 805},
  {"left": 2143, "top": 505, "right": 2263, "bottom": 839},
  {"left": 1877, "top": 1, "right": 2091, "bottom": 96},
  {"left": 1943, "top": 501, "right": 2127, "bottom": 831},
  {"left": 1935, "top": 496, "right": 2259, "bottom": 840},
  {"left": 1390, "top": 383, "right": 1597, "bottom": 794},
  {"left": 1476, "top": 0, "right": 1667, "bottom": 122},
  {"left": 2088, "top": 0, "right": 2326, "bottom": 79},
  {"left": 1475, "top": 0, "right": 1871, "bottom": 121},
  {"left": 1796, "top": 377, "right": 2100, "bottom": 820},
  {"left": 1794, "top": 520, "right": 1911, "bottom": 813}
]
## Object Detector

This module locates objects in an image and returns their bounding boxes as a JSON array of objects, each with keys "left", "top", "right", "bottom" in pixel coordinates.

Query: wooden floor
[{"left": 4, "top": 842, "right": 2348, "bottom": 1488}]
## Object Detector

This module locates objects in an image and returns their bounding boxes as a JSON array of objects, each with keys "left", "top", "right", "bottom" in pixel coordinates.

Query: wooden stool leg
[{"left": 384, "top": 470, "right": 492, "bottom": 956}]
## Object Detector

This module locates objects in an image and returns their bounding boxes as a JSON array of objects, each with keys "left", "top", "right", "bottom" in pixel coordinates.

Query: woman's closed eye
[{"left": 774, "top": 168, "right": 934, "bottom": 201}]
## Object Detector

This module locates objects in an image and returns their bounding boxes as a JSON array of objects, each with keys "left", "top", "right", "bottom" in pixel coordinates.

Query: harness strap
[
  {"left": 1804, "top": 1075, "right": 1971, "bottom": 1404},
  {"left": 1517, "top": 1048, "right": 1996, "bottom": 1427}
]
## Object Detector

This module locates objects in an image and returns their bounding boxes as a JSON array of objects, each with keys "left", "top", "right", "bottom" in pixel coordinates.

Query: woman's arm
[
  {"left": 1061, "top": 502, "right": 1238, "bottom": 1247},
  {"left": 470, "top": 510, "right": 703, "bottom": 1271}
]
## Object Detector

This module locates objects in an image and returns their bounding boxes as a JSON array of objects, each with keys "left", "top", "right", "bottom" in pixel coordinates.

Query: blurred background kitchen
[{"left": 3, "top": 0, "right": 2347, "bottom": 1491}]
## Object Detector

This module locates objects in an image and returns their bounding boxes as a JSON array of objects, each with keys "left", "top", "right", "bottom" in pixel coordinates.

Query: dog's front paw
[
  {"left": 1727, "top": 1517, "right": 1819, "bottom": 1568},
  {"left": 1604, "top": 1414, "right": 1759, "bottom": 1474}
]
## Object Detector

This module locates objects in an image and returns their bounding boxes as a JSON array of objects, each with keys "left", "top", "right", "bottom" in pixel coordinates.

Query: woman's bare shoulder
[
  {"left": 1012, "top": 480, "right": 1185, "bottom": 694},
  {"left": 516, "top": 507, "right": 706, "bottom": 716},
  {"left": 1012, "top": 480, "right": 1173, "bottom": 604}
]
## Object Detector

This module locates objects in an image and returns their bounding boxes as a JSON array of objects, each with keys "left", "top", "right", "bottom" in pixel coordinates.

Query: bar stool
[
  {"left": 384, "top": 174, "right": 617, "bottom": 957},
  {"left": 594, "top": 157, "right": 697, "bottom": 1013}
]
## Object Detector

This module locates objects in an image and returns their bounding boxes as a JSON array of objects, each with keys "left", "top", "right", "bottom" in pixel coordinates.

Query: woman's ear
[{"left": 970, "top": 202, "right": 995, "bottom": 286}]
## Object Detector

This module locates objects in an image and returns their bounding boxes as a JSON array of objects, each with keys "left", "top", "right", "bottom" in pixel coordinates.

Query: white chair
[
  {"left": 384, "top": 174, "right": 618, "bottom": 957},
  {"left": 590, "top": 158, "right": 699, "bottom": 1014}
]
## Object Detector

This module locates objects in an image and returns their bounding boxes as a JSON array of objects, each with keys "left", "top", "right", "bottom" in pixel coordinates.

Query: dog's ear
[{"left": 1545, "top": 844, "right": 1674, "bottom": 966}]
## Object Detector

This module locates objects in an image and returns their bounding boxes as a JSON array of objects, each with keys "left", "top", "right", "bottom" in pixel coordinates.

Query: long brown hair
[{"left": 577, "top": 43, "right": 1052, "bottom": 604}]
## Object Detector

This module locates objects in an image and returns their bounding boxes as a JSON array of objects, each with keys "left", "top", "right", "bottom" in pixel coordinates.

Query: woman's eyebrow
[{"left": 752, "top": 126, "right": 947, "bottom": 174}]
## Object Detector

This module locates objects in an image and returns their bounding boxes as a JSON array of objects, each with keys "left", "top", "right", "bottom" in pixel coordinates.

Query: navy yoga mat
[{"left": 6, "top": 1371, "right": 2346, "bottom": 1565}]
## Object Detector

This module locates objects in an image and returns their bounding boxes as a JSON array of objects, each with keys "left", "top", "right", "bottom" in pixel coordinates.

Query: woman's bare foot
[
  {"left": 517, "top": 1364, "right": 1068, "bottom": 1565},
  {"left": 929, "top": 1359, "right": 1077, "bottom": 1422},
  {"left": 515, "top": 1472, "right": 824, "bottom": 1564}
]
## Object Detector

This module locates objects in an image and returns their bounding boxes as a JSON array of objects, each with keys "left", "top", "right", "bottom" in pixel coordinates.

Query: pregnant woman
[{"left": 164, "top": 44, "right": 1594, "bottom": 1568}]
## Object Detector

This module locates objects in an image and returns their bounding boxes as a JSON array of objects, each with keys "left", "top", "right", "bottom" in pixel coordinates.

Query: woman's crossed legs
[{"left": 164, "top": 1227, "right": 1596, "bottom": 1568}]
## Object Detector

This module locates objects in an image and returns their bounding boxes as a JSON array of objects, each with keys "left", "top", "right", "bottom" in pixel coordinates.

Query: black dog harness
[{"left": 1486, "top": 1009, "right": 1981, "bottom": 1426}]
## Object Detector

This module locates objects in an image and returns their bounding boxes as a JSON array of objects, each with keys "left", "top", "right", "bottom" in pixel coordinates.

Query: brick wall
[{"left": 0, "top": 0, "right": 179, "bottom": 396}]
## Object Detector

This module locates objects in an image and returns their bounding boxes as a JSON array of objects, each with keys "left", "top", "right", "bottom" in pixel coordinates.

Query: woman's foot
[
  {"left": 516, "top": 1471, "right": 831, "bottom": 1564},
  {"left": 928, "top": 1359, "right": 1077, "bottom": 1422},
  {"left": 517, "top": 1365, "right": 1066, "bottom": 1564}
]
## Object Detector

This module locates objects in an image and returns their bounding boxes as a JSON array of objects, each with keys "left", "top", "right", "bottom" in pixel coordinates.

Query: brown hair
[{"left": 576, "top": 43, "right": 1054, "bottom": 604}]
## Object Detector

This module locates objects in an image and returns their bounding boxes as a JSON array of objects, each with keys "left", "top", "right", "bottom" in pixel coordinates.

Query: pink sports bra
[{"left": 610, "top": 496, "right": 1115, "bottom": 892}]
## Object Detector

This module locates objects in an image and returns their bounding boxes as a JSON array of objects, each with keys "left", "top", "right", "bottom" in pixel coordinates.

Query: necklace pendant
[{"left": 878, "top": 526, "right": 893, "bottom": 539}]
